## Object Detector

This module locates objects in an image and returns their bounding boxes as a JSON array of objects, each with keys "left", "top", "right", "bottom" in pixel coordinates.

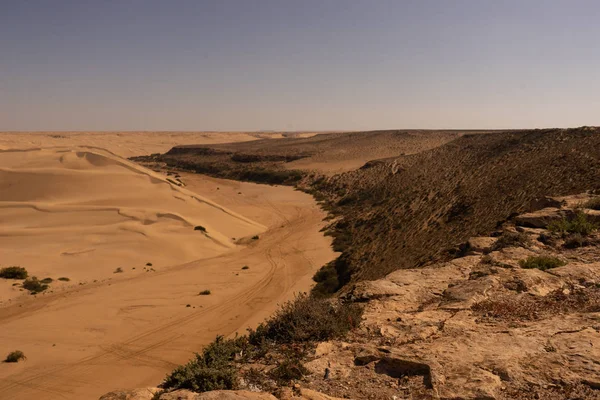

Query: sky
[{"left": 1, "top": 0, "right": 599, "bottom": 131}]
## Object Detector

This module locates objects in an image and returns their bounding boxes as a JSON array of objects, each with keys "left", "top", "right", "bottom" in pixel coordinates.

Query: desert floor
[{"left": 0, "top": 133, "right": 336, "bottom": 400}]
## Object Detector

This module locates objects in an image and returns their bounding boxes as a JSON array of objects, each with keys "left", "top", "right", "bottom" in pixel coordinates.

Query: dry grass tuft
[{"left": 472, "top": 285, "right": 600, "bottom": 322}]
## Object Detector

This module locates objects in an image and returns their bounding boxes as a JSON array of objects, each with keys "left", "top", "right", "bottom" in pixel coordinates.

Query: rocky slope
[
  {"left": 298, "top": 193, "right": 600, "bottom": 399},
  {"left": 313, "top": 127, "right": 600, "bottom": 290}
]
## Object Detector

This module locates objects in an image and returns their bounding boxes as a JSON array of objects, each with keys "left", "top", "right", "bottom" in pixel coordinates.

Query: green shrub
[
  {"left": 582, "top": 197, "right": 600, "bottom": 210},
  {"left": 492, "top": 231, "right": 531, "bottom": 250},
  {"left": 519, "top": 255, "right": 566, "bottom": 271},
  {"left": 0, "top": 266, "right": 28, "bottom": 279},
  {"left": 249, "top": 293, "right": 363, "bottom": 344},
  {"left": 194, "top": 226, "right": 207, "bottom": 232},
  {"left": 548, "top": 212, "right": 598, "bottom": 236},
  {"left": 160, "top": 335, "right": 248, "bottom": 392},
  {"left": 4, "top": 350, "right": 26, "bottom": 363},
  {"left": 199, "top": 290, "right": 211, "bottom": 295},
  {"left": 270, "top": 357, "right": 309, "bottom": 385},
  {"left": 58, "top": 277, "right": 70, "bottom": 282},
  {"left": 22, "top": 277, "right": 48, "bottom": 294}
]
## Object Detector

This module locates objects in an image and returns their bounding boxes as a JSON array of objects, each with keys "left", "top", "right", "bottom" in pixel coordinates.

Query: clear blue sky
[{"left": 1, "top": 0, "right": 599, "bottom": 131}]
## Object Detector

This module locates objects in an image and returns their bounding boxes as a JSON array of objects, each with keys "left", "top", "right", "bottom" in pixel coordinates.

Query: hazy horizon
[{"left": 2, "top": 0, "right": 599, "bottom": 131}]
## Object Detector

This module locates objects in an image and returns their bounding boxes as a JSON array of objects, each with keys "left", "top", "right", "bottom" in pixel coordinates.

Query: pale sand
[
  {"left": 0, "top": 134, "right": 336, "bottom": 400},
  {"left": 0, "top": 131, "right": 319, "bottom": 158}
]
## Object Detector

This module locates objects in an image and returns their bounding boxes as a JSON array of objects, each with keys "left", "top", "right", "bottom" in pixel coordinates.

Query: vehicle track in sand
[{"left": 0, "top": 169, "right": 335, "bottom": 400}]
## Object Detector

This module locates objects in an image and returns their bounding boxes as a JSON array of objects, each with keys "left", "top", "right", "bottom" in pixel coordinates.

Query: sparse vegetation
[
  {"left": 563, "top": 233, "right": 590, "bottom": 249},
  {"left": 57, "top": 277, "right": 70, "bottom": 282},
  {"left": 582, "top": 197, "right": 600, "bottom": 210},
  {"left": 252, "top": 235, "right": 259, "bottom": 240},
  {"left": 146, "top": 262, "right": 153, "bottom": 266},
  {"left": 0, "top": 266, "right": 28, "bottom": 279},
  {"left": 249, "top": 293, "right": 363, "bottom": 344},
  {"left": 199, "top": 290, "right": 211, "bottom": 295},
  {"left": 161, "top": 335, "right": 247, "bottom": 392},
  {"left": 473, "top": 284, "right": 600, "bottom": 321},
  {"left": 241, "top": 266, "right": 249, "bottom": 270},
  {"left": 269, "top": 357, "right": 309, "bottom": 385},
  {"left": 40, "top": 277, "right": 53, "bottom": 284},
  {"left": 160, "top": 294, "right": 363, "bottom": 393},
  {"left": 114, "top": 267, "right": 123, "bottom": 273},
  {"left": 194, "top": 225, "right": 207, "bottom": 232},
  {"left": 4, "top": 350, "right": 26, "bottom": 363},
  {"left": 518, "top": 255, "right": 566, "bottom": 271},
  {"left": 492, "top": 231, "right": 531, "bottom": 250},
  {"left": 22, "top": 277, "right": 48, "bottom": 294},
  {"left": 548, "top": 211, "right": 598, "bottom": 236}
]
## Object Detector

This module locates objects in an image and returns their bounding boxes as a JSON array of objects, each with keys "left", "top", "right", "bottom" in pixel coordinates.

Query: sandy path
[{"left": 0, "top": 148, "right": 336, "bottom": 399}]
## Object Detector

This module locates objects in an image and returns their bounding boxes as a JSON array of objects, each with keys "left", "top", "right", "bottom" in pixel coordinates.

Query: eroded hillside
[{"left": 313, "top": 127, "right": 600, "bottom": 291}]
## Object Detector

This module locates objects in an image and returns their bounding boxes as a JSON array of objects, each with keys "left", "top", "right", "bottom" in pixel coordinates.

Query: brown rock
[
  {"left": 514, "top": 207, "right": 572, "bottom": 228},
  {"left": 467, "top": 237, "right": 496, "bottom": 253},
  {"left": 99, "top": 388, "right": 160, "bottom": 400},
  {"left": 161, "top": 390, "right": 277, "bottom": 400}
]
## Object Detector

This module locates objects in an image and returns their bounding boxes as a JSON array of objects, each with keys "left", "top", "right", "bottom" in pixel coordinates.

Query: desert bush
[
  {"left": 22, "top": 277, "right": 48, "bottom": 294},
  {"left": 4, "top": 350, "right": 26, "bottom": 363},
  {"left": 199, "top": 290, "right": 211, "bottom": 295},
  {"left": 564, "top": 233, "right": 590, "bottom": 249},
  {"left": 0, "top": 266, "right": 28, "bottom": 279},
  {"left": 492, "top": 231, "right": 531, "bottom": 250},
  {"left": 241, "top": 266, "right": 249, "bottom": 270},
  {"left": 252, "top": 235, "right": 259, "bottom": 240},
  {"left": 160, "top": 335, "right": 248, "bottom": 392},
  {"left": 249, "top": 293, "right": 363, "bottom": 344},
  {"left": 194, "top": 226, "right": 207, "bottom": 232},
  {"left": 40, "top": 277, "right": 53, "bottom": 284},
  {"left": 582, "top": 197, "right": 600, "bottom": 210},
  {"left": 269, "top": 357, "right": 309, "bottom": 385},
  {"left": 312, "top": 265, "right": 339, "bottom": 296},
  {"left": 548, "top": 212, "right": 598, "bottom": 236},
  {"left": 58, "top": 277, "right": 70, "bottom": 282},
  {"left": 312, "top": 256, "right": 352, "bottom": 296},
  {"left": 519, "top": 255, "right": 566, "bottom": 271}
]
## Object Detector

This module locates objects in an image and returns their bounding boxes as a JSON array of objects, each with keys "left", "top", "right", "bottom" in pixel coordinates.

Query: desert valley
[
  {"left": 2, "top": 129, "right": 600, "bottom": 400},
  {"left": 3, "top": 2, "right": 600, "bottom": 399}
]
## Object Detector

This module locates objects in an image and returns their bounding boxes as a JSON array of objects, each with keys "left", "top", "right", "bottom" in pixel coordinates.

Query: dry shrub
[
  {"left": 249, "top": 293, "right": 363, "bottom": 344},
  {"left": 492, "top": 231, "right": 531, "bottom": 250},
  {"left": 0, "top": 266, "right": 28, "bottom": 279},
  {"left": 4, "top": 350, "right": 26, "bottom": 363},
  {"left": 22, "top": 277, "right": 48, "bottom": 294},
  {"left": 582, "top": 197, "right": 600, "bottom": 211},
  {"left": 473, "top": 285, "right": 600, "bottom": 321}
]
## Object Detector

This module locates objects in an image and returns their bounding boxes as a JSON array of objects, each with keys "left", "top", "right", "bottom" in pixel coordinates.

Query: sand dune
[
  {"left": 0, "top": 138, "right": 335, "bottom": 400},
  {"left": 0, "top": 147, "right": 264, "bottom": 303},
  {"left": 0, "top": 132, "right": 322, "bottom": 158}
]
